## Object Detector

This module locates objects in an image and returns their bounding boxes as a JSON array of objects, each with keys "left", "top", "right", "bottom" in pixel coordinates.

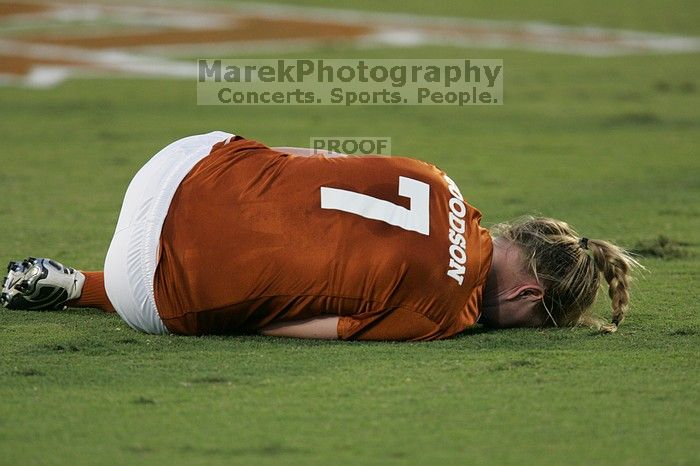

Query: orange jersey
[{"left": 153, "top": 137, "right": 492, "bottom": 340}]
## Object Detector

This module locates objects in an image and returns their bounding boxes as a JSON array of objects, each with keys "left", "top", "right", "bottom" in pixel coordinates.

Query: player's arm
[
  {"left": 272, "top": 147, "right": 346, "bottom": 158},
  {"left": 259, "top": 315, "right": 339, "bottom": 339}
]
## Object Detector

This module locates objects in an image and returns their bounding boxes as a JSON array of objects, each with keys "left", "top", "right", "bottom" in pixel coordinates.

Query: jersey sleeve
[{"left": 337, "top": 308, "right": 444, "bottom": 341}]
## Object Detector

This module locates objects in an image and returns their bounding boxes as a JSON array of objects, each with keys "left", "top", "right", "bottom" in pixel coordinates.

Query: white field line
[
  {"left": 132, "top": 38, "right": 358, "bottom": 58},
  {"left": 0, "top": 38, "right": 194, "bottom": 87},
  {"left": 5, "top": 0, "right": 700, "bottom": 56},
  {"left": 0, "top": 2, "right": 232, "bottom": 30},
  {"left": 1, "top": 0, "right": 699, "bottom": 87},
  {"left": 229, "top": 1, "right": 700, "bottom": 55},
  {"left": 88, "top": 0, "right": 700, "bottom": 57}
]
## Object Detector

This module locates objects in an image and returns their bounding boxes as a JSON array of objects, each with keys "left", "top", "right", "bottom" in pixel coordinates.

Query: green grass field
[{"left": 1, "top": 1, "right": 699, "bottom": 465}]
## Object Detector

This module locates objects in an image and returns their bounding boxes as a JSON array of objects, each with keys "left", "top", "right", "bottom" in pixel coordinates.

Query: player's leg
[
  {"left": 1, "top": 258, "right": 114, "bottom": 312},
  {"left": 70, "top": 270, "right": 115, "bottom": 312},
  {"left": 2, "top": 131, "right": 233, "bottom": 333}
]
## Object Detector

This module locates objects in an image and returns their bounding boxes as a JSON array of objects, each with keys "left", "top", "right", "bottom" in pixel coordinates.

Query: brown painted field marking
[
  {"left": 30, "top": 18, "right": 370, "bottom": 48},
  {"left": 0, "top": 2, "right": 49, "bottom": 17},
  {"left": 0, "top": 0, "right": 698, "bottom": 87}
]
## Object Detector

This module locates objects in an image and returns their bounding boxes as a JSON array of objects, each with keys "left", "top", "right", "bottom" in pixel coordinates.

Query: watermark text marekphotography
[
  {"left": 197, "top": 59, "right": 503, "bottom": 106},
  {"left": 310, "top": 137, "right": 391, "bottom": 155}
]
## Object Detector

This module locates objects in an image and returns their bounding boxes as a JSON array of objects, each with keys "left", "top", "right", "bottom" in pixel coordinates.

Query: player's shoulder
[{"left": 210, "top": 135, "right": 270, "bottom": 155}]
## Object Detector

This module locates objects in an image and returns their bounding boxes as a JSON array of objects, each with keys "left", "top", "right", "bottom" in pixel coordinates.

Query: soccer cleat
[{"left": 1, "top": 258, "right": 85, "bottom": 311}]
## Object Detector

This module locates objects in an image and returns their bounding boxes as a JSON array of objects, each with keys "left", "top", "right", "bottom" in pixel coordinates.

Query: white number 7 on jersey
[{"left": 320, "top": 176, "right": 430, "bottom": 235}]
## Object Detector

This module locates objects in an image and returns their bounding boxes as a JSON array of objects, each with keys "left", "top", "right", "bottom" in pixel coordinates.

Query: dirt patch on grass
[
  {"left": 13, "top": 368, "right": 44, "bottom": 376},
  {"left": 604, "top": 111, "right": 662, "bottom": 127},
  {"left": 132, "top": 396, "right": 156, "bottom": 405},
  {"left": 42, "top": 343, "right": 81, "bottom": 352},
  {"left": 631, "top": 235, "right": 693, "bottom": 260},
  {"left": 187, "top": 376, "right": 230, "bottom": 385},
  {"left": 668, "top": 327, "right": 697, "bottom": 336}
]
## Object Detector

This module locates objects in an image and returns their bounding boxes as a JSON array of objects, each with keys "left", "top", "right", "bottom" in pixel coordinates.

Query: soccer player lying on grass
[{"left": 1, "top": 132, "right": 640, "bottom": 340}]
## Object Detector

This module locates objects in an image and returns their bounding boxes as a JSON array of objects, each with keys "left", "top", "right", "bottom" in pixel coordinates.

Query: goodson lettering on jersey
[{"left": 444, "top": 174, "right": 467, "bottom": 285}]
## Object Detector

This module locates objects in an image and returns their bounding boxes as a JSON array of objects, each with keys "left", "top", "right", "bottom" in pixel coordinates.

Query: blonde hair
[{"left": 491, "top": 216, "right": 642, "bottom": 332}]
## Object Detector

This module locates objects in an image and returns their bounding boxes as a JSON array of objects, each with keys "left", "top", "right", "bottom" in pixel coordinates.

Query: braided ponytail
[
  {"left": 492, "top": 217, "right": 642, "bottom": 332},
  {"left": 587, "top": 239, "right": 640, "bottom": 332}
]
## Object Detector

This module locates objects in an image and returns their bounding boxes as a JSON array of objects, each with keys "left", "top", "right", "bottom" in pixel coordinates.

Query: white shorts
[{"left": 104, "top": 131, "right": 234, "bottom": 334}]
